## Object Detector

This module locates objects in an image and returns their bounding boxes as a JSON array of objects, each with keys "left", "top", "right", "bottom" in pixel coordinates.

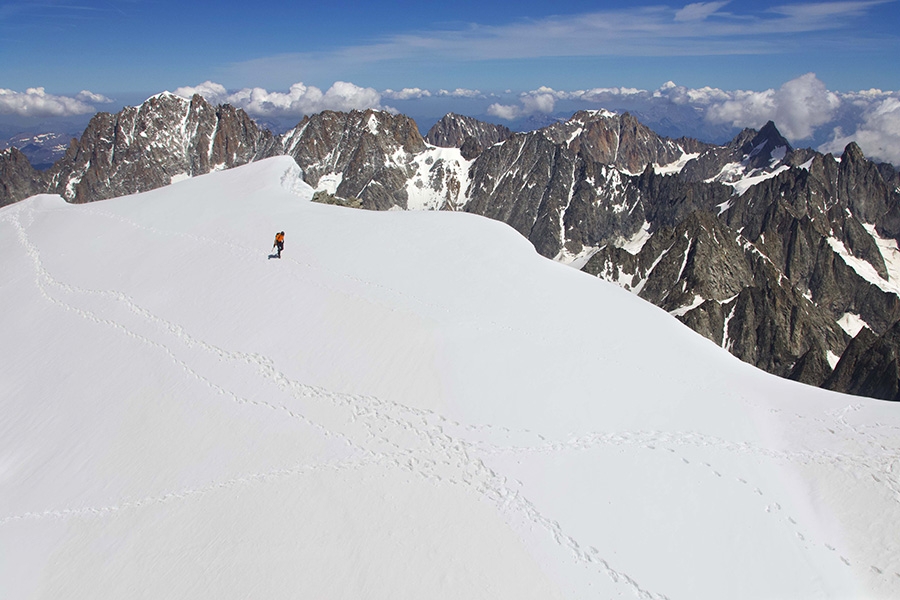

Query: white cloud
[
  {"left": 771, "top": 74, "right": 841, "bottom": 139},
  {"left": 520, "top": 87, "right": 562, "bottom": 114},
  {"left": 767, "top": 0, "right": 890, "bottom": 23},
  {"left": 0, "top": 87, "right": 102, "bottom": 117},
  {"left": 582, "top": 86, "right": 646, "bottom": 98},
  {"left": 487, "top": 85, "right": 652, "bottom": 121},
  {"left": 75, "top": 90, "right": 113, "bottom": 104},
  {"left": 323, "top": 81, "right": 387, "bottom": 113},
  {"left": 382, "top": 88, "right": 432, "bottom": 100},
  {"left": 704, "top": 89, "right": 776, "bottom": 127},
  {"left": 437, "top": 88, "right": 484, "bottom": 98},
  {"left": 487, "top": 87, "right": 571, "bottom": 120},
  {"left": 650, "top": 75, "right": 846, "bottom": 142},
  {"left": 701, "top": 73, "right": 840, "bottom": 140},
  {"left": 173, "top": 81, "right": 229, "bottom": 104},
  {"left": 173, "top": 81, "right": 388, "bottom": 116},
  {"left": 486, "top": 103, "right": 524, "bottom": 120},
  {"left": 674, "top": 1, "right": 730, "bottom": 22},
  {"left": 821, "top": 95, "right": 900, "bottom": 164},
  {"left": 653, "top": 81, "right": 731, "bottom": 105},
  {"left": 475, "top": 75, "right": 898, "bottom": 166}
]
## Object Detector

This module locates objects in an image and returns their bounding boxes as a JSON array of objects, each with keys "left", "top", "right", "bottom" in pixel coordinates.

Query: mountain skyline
[
  {"left": 1, "top": 1, "right": 899, "bottom": 162},
  {"left": 6, "top": 90, "right": 900, "bottom": 403},
  {"left": 2, "top": 72, "right": 900, "bottom": 167}
]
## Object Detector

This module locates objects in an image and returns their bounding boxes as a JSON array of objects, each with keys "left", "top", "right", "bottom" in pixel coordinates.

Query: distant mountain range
[
  {"left": 2, "top": 92, "right": 899, "bottom": 401},
  {"left": 0, "top": 132, "right": 72, "bottom": 170}
]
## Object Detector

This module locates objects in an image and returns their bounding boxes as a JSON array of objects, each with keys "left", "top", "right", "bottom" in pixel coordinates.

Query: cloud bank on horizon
[
  {"left": 486, "top": 74, "right": 843, "bottom": 140},
  {"left": 0, "top": 88, "right": 113, "bottom": 118},
  {"left": 6, "top": 74, "right": 894, "bottom": 164},
  {"left": 170, "top": 81, "right": 387, "bottom": 118},
  {"left": 481, "top": 74, "right": 900, "bottom": 164},
  {"left": 1, "top": 74, "right": 899, "bottom": 165}
]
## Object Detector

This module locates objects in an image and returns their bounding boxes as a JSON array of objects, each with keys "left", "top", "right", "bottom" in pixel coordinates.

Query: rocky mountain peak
[
  {"left": 425, "top": 113, "right": 513, "bottom": 160},
  {"left": 742, "top": 121, "right": 792, "bottom": 168},
  {"left": 756, "top": 120, "right": 790, "bottom": 147},
  {"left": 286, "top": 109, "right": 425, "bottom": 154},
  {"left": 0, "top": 147, "right": 47, "bottom": 207},
  {"left": 44, "top": 92, "right": 275, "bottom": 203},
  {"left": 680, "top": 121, "right": 794, "bottom": 184},
  {"left": 841, "top": 141, "right": 865, "bottom": 163},
  {"left": 538, "top": 110, "right": 685, "bottom": 174},
  {"left": 835, "top": 140, "right": 896, "bottom": 225},
  {"left": 280, "top": 109, "right": 430, "bottom": 210}
]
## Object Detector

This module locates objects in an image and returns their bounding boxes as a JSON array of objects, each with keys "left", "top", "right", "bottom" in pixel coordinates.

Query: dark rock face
[
  {"left": 826, "top": 323, "right": 900, "bottom": 400},
  {"left": 460, "top": 111, "right": 704, "bottom": 258},
  {"left": 582, "top": 210, "right": 849, "bottom": 380},
  {"left": 0, "top": 148, "right": 47, "bottom": 207},
  {"left": 0, "top": 100, "right": 463, "bottom": 213},
  {"left": 425, "top": 113, "right": 513, "bottom": 160},
  {"left": 280, "top": 110, "right": 428, "bottom": 211},
  {"left": 715, "top": 146, "right": 900, "bottom": 338},
  {"left": 789, "top": 340, "right": 834, "bottom": 387},
  {"left": 464, "top": 132, "right": 579, "bottom": 256},
  {"left": 837, "top": 142, "right": 896, "bottom": 226},
  {"left": 723, "top": 283, "right": 846, "bottom": 379},
  {"left": 583, "top": 211, "right": 752, "bottom": 311}
]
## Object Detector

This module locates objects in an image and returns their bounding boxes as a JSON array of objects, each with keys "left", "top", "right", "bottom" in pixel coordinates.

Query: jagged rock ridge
[{"left": 582, "top": 133, "right": 900, "bottom": 395}]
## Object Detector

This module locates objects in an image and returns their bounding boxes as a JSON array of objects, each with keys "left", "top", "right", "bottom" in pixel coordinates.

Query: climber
[{"left": 272, "top": 231, "right": 285, "bottom": 258}]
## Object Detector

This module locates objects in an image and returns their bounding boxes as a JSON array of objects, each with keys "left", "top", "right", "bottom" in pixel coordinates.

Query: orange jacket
[{"left": 275, "top": 233, "right": 284, "bottom": 243}]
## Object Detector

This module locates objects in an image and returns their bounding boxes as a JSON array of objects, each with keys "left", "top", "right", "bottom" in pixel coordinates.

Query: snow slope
[{"left": 1, "top": 157, "right": 899, "bottom": 599}]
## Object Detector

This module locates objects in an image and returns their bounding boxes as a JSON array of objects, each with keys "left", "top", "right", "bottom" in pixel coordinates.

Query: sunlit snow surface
[
  {"left": 653, "top": 152, "right": 699, "bottom": 175},
  {"left": 2, "top": 158, "right": 900, "bottom": 599},
  {"left": 838, "top": 312, "right": 871, "bottom": 337}
]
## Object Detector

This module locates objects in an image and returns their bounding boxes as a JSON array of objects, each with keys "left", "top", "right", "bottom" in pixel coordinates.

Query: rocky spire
[
  {"left": 425, "top": 113, "right": 513, "bottom": 159},
  {"left": 0, "top": 147, "right": 47, "bottom": 207}
]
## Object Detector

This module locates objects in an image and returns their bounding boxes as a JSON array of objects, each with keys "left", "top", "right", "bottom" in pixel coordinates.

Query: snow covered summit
[{"left": 1, "top": 157, "right": 899, "bottom": 599}]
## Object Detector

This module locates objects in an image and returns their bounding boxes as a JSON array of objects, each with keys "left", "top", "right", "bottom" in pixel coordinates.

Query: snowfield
[{"left": 1, "top": 157, "right": 899, "bottom": 599}]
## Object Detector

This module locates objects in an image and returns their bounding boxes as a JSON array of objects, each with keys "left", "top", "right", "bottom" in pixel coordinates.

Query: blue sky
[
  {"left": 1, "top": 1, "right": 900, "bottom": 161},
  {"left": 2, "top": 0, "right": 897, "bottom": 93}
]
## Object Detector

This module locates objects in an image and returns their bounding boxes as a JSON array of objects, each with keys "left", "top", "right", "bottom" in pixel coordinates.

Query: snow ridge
[{"left": 3, "top": 153, "right": 900, "bottom": 600}]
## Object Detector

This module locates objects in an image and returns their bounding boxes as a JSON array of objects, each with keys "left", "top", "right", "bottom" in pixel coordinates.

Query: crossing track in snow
[{"left": 2, "top": 159, "right": 899, "bottom": 599}]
